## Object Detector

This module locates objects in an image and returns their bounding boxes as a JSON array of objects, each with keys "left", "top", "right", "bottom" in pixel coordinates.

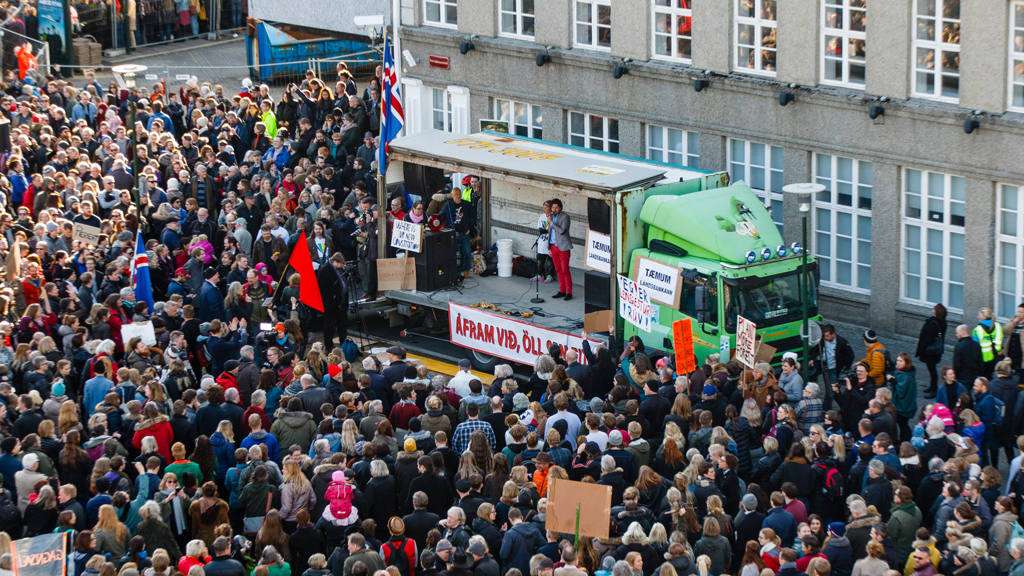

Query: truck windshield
[{"left": 724, "top": 266, "right": 818, "bottom": 331}]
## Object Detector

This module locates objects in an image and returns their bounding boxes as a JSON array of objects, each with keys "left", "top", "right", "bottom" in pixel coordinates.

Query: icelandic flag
[
  {"left": 130, "top": 230, "right": 154, "bottom": 313},
  {"left": 378, "top": 33, "right": 404, "bottom": 176}
]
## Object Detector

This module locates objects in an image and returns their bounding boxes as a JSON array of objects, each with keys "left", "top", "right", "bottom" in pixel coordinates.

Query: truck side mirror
[{"left": 694, "top": 284, "right": 719, "bottom": 335}]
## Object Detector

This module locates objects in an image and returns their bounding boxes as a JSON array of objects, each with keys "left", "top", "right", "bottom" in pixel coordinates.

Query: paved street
[{"left": 98, "top": 36, "right": 250, "bottom": 89}]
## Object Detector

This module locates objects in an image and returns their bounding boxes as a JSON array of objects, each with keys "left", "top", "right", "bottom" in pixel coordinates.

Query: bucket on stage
[
  {"left": 496, "top": 239, "right": 514, "bottom": 276},
  {"left": 497, "top": 264, "right": 513, "bottom": 278}
]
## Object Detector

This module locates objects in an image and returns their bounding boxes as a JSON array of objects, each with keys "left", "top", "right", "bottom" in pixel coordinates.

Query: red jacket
[
  {"left": 215, "top": 371, "right": 238, "bottom": 392},
  {"left": 380, "top": 537, "right": 416, "bottom": 576},
  {"left": 132, "top": 415, "right": 175, "bottom": 461},
  {"left": 389, "top": 400, "right": 421, "bottom": 430}
]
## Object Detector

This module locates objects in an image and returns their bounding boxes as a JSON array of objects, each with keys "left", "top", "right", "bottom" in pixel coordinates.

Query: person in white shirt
[
  {"left": 584, "top": 412, "right": 608, "bottom": 451},
  {"left": 535, "top": 201, "right": 554, "bottom": 283},
  {"left": 447, "top": 359, "right": 475, "bottom": 398}
]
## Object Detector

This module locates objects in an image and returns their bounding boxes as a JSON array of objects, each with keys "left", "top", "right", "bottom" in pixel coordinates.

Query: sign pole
[{"left": 574, "top": 504, "right": 581, "bottom": 547}]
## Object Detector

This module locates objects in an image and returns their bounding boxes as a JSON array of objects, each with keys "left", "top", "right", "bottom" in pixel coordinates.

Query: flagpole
[
  {"left": 391, "top": 0, "right": 403, "bottom": 135},
  {"left": 376, "top": 26, "right": 389, "bottom": 263}
]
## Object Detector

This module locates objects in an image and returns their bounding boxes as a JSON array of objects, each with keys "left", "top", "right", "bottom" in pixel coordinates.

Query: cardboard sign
[
  {"left": 617, "top": 275, "right": 654, "bottom": 332},
  {"left": 583, "top": 309, "right": 614, "bottom": 334},
  {"left": 736, "top": 315, "right": 757, "bottom": 368},
  {"left": 584, "top": 229, "right": 612, "bottom": 274},
  {"left": 121, "top": 321, "right": 156, "bottom": 347},
  {"left": 72, "top": 223, "right": 101, "bottom": 246},
  {"left": 546, "top": 478, "right": 612, "bottom": 539},
  {"left": 673, "top": 318, "right": 696, "bottom": 375},
  {"left": 449, "top": 302, "right": 595, "bottom": 365},
  {"left": 12, "top": 532, "right": 68, "bottom": 576},
  {"left": 390, "top": 220, "right": 423, "bottom": 253},
  {"left": 633, "top": 256, "right": 681, "bottom": 307},
  {"left": 756, "top": 339, "right": 777, "bottom": 364},
  {"left": 377, "top": 256, "right": 416, "bottom": 291}
]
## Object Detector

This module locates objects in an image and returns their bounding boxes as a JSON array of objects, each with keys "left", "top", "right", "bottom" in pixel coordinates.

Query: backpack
[
  {"left": 384, "top": 539, "right": 411, "bottom": 576},
  {"left": 820, "top": 463, "right": 846, "bottom": 502},
  {"left": 341, "top": 338, "right": 359, "bottom": 362},
  {"left": 990, "top": 395, "right": 1006, "bottom": 427},
  {"left": 325, "top": 480, "right": 353, "bottom": 519},
  {"left": 881, "top": 349, "right": 896, "bottom": 374}
]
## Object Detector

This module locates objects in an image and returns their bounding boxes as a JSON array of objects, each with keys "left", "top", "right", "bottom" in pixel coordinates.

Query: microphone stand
[{"left": 530, "top": 236, "right": 544, "bottom": 304}]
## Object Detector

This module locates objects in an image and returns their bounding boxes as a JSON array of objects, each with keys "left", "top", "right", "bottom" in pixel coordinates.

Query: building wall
[{"left": 398, "top": 0, "right": 1024, "bottom": 338}]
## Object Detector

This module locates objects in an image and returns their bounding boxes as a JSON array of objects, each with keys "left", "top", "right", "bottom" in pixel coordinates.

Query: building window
[
  {"left": 913, "top": 0, "right": 960, "bottom": 102},
  {"left": 575, "top": 0, "right": 612, "bottom": 50},
  {"left": 646, "top": 125, "right": 699, "bottom": 167},
  {"left": 492, "top": 98, "right": 543, "bottom": 138},
  {"left": 431, "top": 87, "right": 453, "bottom": 132},
  {"left": 902, "top": 168, "right": 966, "bottom": 312},
  {"left": 812, "top": 154, "right": 873, "bottom": 292},
  {"left": 1011, "top": 2, "right": 1024, "bottom": 111},
  {"left": 568, "top": 112, "right": 619, "bottom": 153},
  {"left": 500, "top": 0, "right": 535, "bottom": 39},
  {"left": 423, "top": 0, "right": 457, "bottom": 28},
  {"left": 727, "top": 138, "right": 784, "bottom": 230},
  {"left": 652, "top": 0, "right": 693, "bottom": 62},
  {"left": 996, "top": 183, "right": 1024, "bottom": 319},
  {"left": 822, "top": 0, "right": 867, "bottom": 87},
  {"left": 735, "top": 0, "right": 778, "bottom": 76}
]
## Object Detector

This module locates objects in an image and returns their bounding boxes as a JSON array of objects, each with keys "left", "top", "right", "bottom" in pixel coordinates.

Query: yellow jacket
[{"left": 862, "top": 342, "right": 886, "bottom": 386}]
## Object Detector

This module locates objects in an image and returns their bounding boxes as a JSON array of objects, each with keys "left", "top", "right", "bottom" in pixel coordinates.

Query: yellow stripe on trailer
[{"left": 407, "top": 353, "right": 496, "bottom": 385}]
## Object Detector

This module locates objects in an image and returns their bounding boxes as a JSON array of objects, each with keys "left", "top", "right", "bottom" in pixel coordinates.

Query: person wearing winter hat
[
  {"left": 823, "top": 521, "right": 853, "bottom": 576},
  {"left": 380, "top": 516, "right": 417, "bottom": 576},
  {"left": 322, "top": 470, "right": 358, "bottom": 526},
  {"left": 861, "top": 329, "right": 887, "bottom": 386}
]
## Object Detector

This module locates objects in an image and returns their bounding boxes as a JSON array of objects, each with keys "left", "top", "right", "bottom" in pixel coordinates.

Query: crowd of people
[{"left": 0, "top": 40, "right": 1023, "bottom": 576}]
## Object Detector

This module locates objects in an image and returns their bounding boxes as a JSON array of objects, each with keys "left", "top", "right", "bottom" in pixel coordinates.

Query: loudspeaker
[
  {"left": 584, "top": 270, "right": 611, "bottom": 314},
  {"left": 415, "top": 230, "right": 457, "bottom": 291},
  {"left": 403, "top": 162, "right": 449, "bottom": 198},
  {"left": 587, "top": 197, "right": 611, "bottom": 235}
]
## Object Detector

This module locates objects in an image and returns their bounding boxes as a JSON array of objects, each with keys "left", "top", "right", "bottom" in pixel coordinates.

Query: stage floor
[{"left": 385, "top": 271, "right": 587, "bottom": 334}]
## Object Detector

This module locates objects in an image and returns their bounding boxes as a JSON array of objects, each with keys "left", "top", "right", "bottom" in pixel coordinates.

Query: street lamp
[
  {"left": 783, "top": 183, "right": 825, "bottom": 383},
  {"left": 111, "top": 64, "right": 148, "bottom": 203}
]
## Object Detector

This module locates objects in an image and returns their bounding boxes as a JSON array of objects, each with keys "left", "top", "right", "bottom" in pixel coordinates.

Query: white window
[
  {"left": 431, "top": 87, "right": 453, "bottom": 132},
  {"left": 652, "top": 0, "right": 693, "bottom": 62},
  {"left": 492, "top": 98, "right": 543, "bottom": 138},
  {"left": 1011, "top": 2, "right": 1024, "bottom": 112},
  {"left": 812, "top": 154, "right": 873, "bottom": 292},
  {"left": 901, "top": 168, "right": 965, "bottom": 312},
  {"left": 735, "top": 0, "right": 778, "bottom": 76},
  {"left": 423, "top": 0, "right": 457, "bottom": 28},
  {"left": 646, "top": 125, "right": 699, "bottom": 167},
  {"left": 568, "top": 112, "right": 619, "bottom": 153},
  {"left": 822, "top": 0, "right": 867, "bottom": 87},
  {"left": 575, "top": 0, "right": 612, "bottom": 50},
  {"left": 913, "top": 0, "right": 960, "bottom": 102},
  {"left": 727, "top": 138, "right": 784, "bottom": 230},
  {"left": 500, "top": 0, "right": 535, "bottom": 39},
  {"left": 996, "top": 183, "right": 1024, "bottom": 319}
]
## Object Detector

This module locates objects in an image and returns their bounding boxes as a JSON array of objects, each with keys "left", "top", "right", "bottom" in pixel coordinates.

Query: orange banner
[{"left": 673, "top": 318, "right": 696, "bottom": 375}]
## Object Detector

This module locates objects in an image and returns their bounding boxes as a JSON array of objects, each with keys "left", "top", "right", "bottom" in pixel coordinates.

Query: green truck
[{"left": 382, "top": 131, "right": 819, "bottom": 368}]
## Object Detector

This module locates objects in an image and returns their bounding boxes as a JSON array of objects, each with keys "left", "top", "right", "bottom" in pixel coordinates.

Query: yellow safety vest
[
  {"left": 973, "top": 322, "right": 1004, "bottom": 362},
  {"left": 461, "top": 186, "right": 473, "bottom": 202}
]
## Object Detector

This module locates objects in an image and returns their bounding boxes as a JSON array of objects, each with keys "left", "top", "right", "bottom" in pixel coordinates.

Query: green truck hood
[{"left": 640, "top": 183, "right": 785, "bottom": 264}]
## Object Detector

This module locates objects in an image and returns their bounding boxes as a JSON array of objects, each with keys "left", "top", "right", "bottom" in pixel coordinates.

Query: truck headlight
[
  {"left": 791, "top": 242, "right": 803, "bottom": 255},
  {"left": 761, "top": 247, "right": 773, "bottom": 261},
  {"left": 746, "top": 250, "right": 757, "bottom": 264},
  {"left": 777, "top": 244, "right": 788, "bottom": 257}
]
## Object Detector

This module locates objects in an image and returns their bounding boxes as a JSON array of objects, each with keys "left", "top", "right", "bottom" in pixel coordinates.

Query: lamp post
[
  {"left": 783, "top": 183, "right": 825, "bottom": 383},
  {"left": 112, "top": 64, "right": 147, "bottom": 203}
]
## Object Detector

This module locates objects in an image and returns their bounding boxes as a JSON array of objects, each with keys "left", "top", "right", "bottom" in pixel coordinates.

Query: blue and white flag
[
  {"left": 378, "top": 32, "right": 405, "bottom": 176},
  {"left": 131, "top": 230, "right": 154, "bottom": 313}
]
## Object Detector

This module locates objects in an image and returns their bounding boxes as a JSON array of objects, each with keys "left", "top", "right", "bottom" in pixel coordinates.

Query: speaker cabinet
[
  {"left": 587, "top": 197, "right": 611, "bottom": 235},
  {"left": 415, "top": 230, "right": 457, "bottom": 291},
  {"left": 584, "top": 270, "right": 611, "bottom": 314}
]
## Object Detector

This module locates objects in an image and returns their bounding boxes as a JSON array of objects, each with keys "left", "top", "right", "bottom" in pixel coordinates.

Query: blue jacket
[
  {"left": 936, "top": 381, "right": 966, "bottom": 408},
  {"left": 8, "top": 171, "right": 27, "bottom": 205},
  {"left": 83, "top": 376, "right": 114, "bottom": 417},
  {"left": 240, "top": 430, "right": 280, "bottom": 463},
  {"left": 160, "top": 228, "right": 181, "bottom": 252},
  {"left": 974, "top": 391, "right": 1002, "bottom": 435},
  {"left": 762, "top": 507, "right": 797, "bottom": 545},
  {"left": 823, "top": 536, "right": 853, "bottom": 576},
  {"left": 500, "top": 521, "right": 544, "bottom": 575},
  {"left": 197, "top": 280, "right": 225, "bottom": 322},
  {"left": 210, "top": 431, "right": 236, "bottom": 481},
  {"left": 0, "top": 453, "right": 21, "bottom": 495}
]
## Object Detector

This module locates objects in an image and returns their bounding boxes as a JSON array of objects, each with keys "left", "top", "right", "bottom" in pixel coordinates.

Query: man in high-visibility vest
[{"left": 972, "top": 307, "right": 1003, "bottom": 378}]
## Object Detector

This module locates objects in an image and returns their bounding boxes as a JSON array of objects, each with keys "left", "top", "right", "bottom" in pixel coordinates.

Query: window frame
[
  {"left": 431, "top": 87, "right": 453, "bottom": 132},
  {"left": 734, "top": 0, "right": 779, "bottom": 77},
  {"left": 912, "top": 0, "right": 961, "bottom": 103},
  {"left": 499, "top": 0, "right": 536, "bottom": 40},
  {"left": 726, "top": 138, "right": 785, "bottom": 231},
  {"left": 423, "top": 0, "right": 458, "bottom": 29},
  {"left": 645, "top": 124, "right": 700, "bottom": 167},
  {"left": 811, "top": 153, "right": 874, "bottom": 293},
  {"left": 900, "top": 167, "right": 966, "bottom": 312},
  {"left": 1010, "top": 1, "right": 1024, "bottom": 112},
  {"left": 820, "top": 0, "right": 867, "bottom": 88},
  {"left": 574, "top": 0, "right": 612, "bottom": 51},
  {"left": 652, "top": 0, "right": 694, "bottom": 63},
  {"left": 492, "top": 98, "right": 543, "bottom": 139},
  {"left": 996, "top": 183, "right": 1024, "bottom": 320},
  {"left": 568, "top": 111, "right": 620, "bottom": 153}
]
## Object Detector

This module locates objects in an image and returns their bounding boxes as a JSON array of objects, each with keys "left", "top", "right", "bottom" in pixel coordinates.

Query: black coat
[
  {"left": 364, "top": 476, "right": 398, "bottom": 532},
  {"left": 954, "top": 336, "right": 983, "bottom": 386},
  {"left": 406, "top": 472, "right": 452, "bottom": 517},
  {"left": 288, "top": 524, "right": 326, "bottom": 576},
  {"left": 916, "top": 316, "right": 946, "bottom": 363},
  {"left": 403, "top": 510, "right": 440, "bottom": 552}
]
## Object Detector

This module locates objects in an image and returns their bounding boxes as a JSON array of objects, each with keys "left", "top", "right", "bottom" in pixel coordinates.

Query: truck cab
[{"left": 623, "top": 182, "right": 820, "bottom": 365}]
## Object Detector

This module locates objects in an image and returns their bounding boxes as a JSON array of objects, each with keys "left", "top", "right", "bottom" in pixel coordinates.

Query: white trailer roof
[{"left": 390, "top": 131, "right": 699, "bottom": 194}]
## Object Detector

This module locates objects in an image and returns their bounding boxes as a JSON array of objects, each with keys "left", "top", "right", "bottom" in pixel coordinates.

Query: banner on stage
[{"left": 449, "top": 303, "right": 594, "bottom": 365}]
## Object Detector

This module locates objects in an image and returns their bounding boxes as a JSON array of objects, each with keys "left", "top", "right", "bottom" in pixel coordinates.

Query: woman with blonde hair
[
  {"left": 456, "top": 451, "right": 483, "bottom": 481},
  {"left": 94, "top": 504, "right": 129, "bottom": 557},
  {"left": 279, "top": 457, "right": 315, "bottom": 529},
  {"left": 339, "top": 418, "right": 362, "bottom": 456},
  {"left": 57, "top": 399, "right": 82, "bottom": 436}
]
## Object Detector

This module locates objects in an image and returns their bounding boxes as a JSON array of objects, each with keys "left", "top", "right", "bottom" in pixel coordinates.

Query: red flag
[{"left": 287, "top": 230, "right": 324, "bottom": 312}]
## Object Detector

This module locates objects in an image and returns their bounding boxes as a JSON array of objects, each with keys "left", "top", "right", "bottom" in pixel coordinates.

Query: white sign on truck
[
  {"left": 634, "top": 256, "right": 681, "bottom": 307},
  {"left": 585, "top": 229, "right": 612, "bottom": 273}
]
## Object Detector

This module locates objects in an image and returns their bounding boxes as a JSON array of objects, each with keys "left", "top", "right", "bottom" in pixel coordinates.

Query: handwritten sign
[
  {"left": 390, "top": 220, "right": 422, "bottom": 253},
  {"left": 673, "top": 318, "right": 696, "bottom": 375},
  {"left": 736, "top": 315, "right": 757, "bottom": 368},
  {"left": 121, "top": 321, "right": 156, "bottom": 347},
  {"left": 377, "top": 256, "right": 417, "bottom": 291},
  {"left": 72, "top": 223, "right": 101, "bottom": 246},
  {"left": 449, "top": 303, "right": 595, "bottom": 365},
  {"left": 584, "top": 229, "right": 611, "bottom": 274},
  {"left": 633, "top": 256, "right": 681, "bottom": 307},
  {"left": 618, "top": 275, "right": 653, "bottom": 332}
]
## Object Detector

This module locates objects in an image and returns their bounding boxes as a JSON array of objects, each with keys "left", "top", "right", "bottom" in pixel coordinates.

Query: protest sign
[
  {"left": 736, "top": 316, "right": 757, "bottom": 367},
  {"left": 121, "top": 321, "right": 156, "bottom": 347},
  {"left": 390, "top": 220, "right": 422, "bottom": 253},
  {"left": 633, "top": 256, "right": 680, "bottom": 307},
  {"left": 11, "top": 532, "right": 68, "bottom": 576},
  {"left": 584, "top": 229, "right": 612, "bottom": 274},
  {"left": 449, "top": 303, "right": 594, "bottom": 365},
  {"left": 546, "top": 478, "right": 612, "bottom": 539},
  {"left": 673, "top": 318, "right": 696, "bottom": 374},
  {"left": 377, "top": 256, "right": 416, "bottom": 291},
  {"left": 618, "top": 275, "right": 654, "bottom": 332},
  {"left": 72, "top": 223, "right": 101, "bottom": 246},
  {"left": 583, "top": 309, "right": 614, "bottom": 334}
]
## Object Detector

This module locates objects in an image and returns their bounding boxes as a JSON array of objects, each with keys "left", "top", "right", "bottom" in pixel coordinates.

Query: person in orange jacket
[
  {"left": 861, "top": 330, "right": 888, "bottom": 386},
  {"left": 532, "top": 452, "right": 553, "bottom": 497}
]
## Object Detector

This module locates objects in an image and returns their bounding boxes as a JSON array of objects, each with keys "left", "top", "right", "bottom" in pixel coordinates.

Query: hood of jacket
[
  {"left": 827, "top": 536, "right": 851, "bottom": 548},
  {"left": 627, "top": 439, "right": 650, "bottom": 456},
  {"left": 847, "top": 514, "right": 881, "bottom": 530},
  {"left": 278, "top": 411, "right": 313, "bottom": 428},
  {"left": 210, "top": 432, "right": 230, "bottom": 448},
  {"left": 135, "top": 414, "right": 169, "bottom": 431}
]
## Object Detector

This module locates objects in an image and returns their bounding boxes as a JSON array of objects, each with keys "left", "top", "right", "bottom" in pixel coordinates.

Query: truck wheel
[{"left": 467, "top": 349, "right": 499, "bottom": 372}]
